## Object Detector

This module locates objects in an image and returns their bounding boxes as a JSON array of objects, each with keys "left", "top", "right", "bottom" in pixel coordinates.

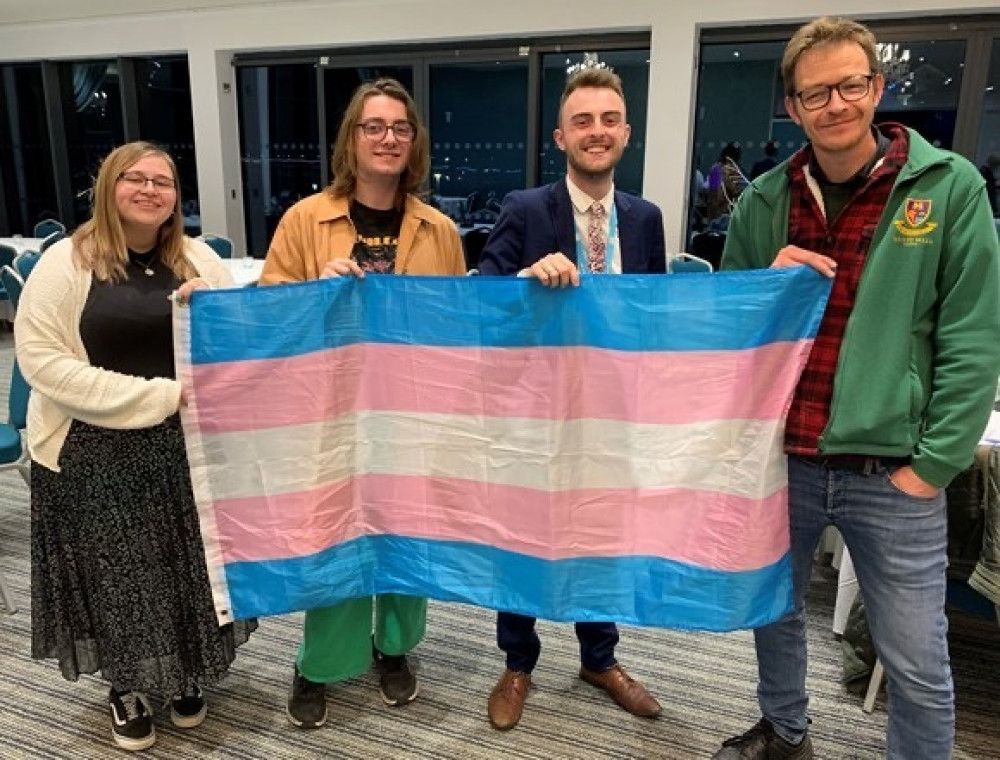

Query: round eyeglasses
[
  {"left": 356, "top": 120, "right": 416, "bottom": 142},
  {"left": 794, "top": 74, "right": 875, "bottom": 112}
]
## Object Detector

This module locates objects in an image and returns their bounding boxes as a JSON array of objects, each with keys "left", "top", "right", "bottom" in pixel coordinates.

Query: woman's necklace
[{"left": 130, "top": 249, "right": 158, "bottom": 277}]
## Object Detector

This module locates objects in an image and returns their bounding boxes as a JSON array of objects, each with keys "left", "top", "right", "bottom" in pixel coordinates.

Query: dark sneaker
[
  {"left": 712, "top": 719, "right": 814, "bottom": 759},
  {"left": 374, "top": 649, "right": 419, "bottom": 706},
  {"left": 108, "top": 689, "right": 155, "bottom": 751},
  {"left": 171, "top": 682, "right": 207, "bottom": 728},
  {"left": 286, "top": 666, "right": 327, "bottom": 728}
]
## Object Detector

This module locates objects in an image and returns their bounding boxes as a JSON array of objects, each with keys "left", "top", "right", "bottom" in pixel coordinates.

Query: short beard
[{"left": 567, "top": 153, "right": 618, "bottom": 183}]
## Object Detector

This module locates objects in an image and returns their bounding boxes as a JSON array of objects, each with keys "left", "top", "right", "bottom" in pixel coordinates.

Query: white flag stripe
[{"left": 196, "top": 411, "right": 788, "bottom": 504}]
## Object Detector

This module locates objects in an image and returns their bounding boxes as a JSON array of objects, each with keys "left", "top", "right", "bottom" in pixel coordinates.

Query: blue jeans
[{"left": 756, "top": 456, "right": 953, "bottom": 759}]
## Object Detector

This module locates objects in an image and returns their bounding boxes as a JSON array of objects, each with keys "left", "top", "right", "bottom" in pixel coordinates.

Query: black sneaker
[
  {"left": 286, "top": 666, "right": 327, "bottom": 728},
  {"left": 711, "top": 719, "right": 814, "bottom": 759},
  {"left": 108, "top": 689, "right": 155, "bottom": 751},
  {"left": 374, "top": 648, "right": 419, "bottom": 706},
  {"left": 171, "top": 682, "right": 207, "bottom": 728}
]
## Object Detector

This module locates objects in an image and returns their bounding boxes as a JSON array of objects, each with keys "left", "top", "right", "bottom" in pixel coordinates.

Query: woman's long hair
[{"left": 71, "top": 141, "right": 194, "bottom": 282}]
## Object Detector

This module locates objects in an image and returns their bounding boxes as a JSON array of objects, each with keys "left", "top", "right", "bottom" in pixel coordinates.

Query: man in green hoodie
[{"left": 711, "top": 17, "right": 1000, "bottom": 760}]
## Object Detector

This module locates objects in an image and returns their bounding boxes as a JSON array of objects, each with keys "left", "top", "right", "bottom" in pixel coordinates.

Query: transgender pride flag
[{"left": 174, "top": 268, "right": 830, "bottom": 631}]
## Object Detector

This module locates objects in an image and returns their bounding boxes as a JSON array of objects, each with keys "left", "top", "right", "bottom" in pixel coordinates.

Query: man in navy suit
[{"left": 479, "top": 67, "right": 665, "bottom": 731}]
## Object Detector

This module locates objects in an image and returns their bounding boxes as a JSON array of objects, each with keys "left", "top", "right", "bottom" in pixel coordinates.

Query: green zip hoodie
[{"left": 722, "top": 127, "right": 1000, "bottom": 488}]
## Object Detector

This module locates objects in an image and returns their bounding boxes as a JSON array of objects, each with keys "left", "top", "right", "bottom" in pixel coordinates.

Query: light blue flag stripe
[
  {"left": 223, "top": 535, "right": 794, "bottom": 632},
  {"left": 189, "top": 268, "right": 832, "bottom": 364}
]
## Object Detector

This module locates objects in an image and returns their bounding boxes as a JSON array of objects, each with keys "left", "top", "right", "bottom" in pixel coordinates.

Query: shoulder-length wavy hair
[
  {"left": 329, "top": 78, "right": 429, "bottom": 207},
  {"left": 71, "top": 141, "right": 194, "bottom": 282}
]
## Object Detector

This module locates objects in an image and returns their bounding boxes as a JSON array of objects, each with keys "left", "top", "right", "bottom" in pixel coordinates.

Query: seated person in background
[
  {"left": 16, "top": 141, "right": 251, "bottom": 753},
  {"left": 705, "top": 142, "right": 749, "bottom": 223},
  {"left": 751, "top": 140, "right": 780, "bottom": 179},
  {"left": 259, "top": 77, "right": 464, "bottom": 729},
  {"left": 477, "top": 65, "right": 665, "bottom": 733},
  {"left": 980, "top": 154, "right": 998, "bottom": 215}
]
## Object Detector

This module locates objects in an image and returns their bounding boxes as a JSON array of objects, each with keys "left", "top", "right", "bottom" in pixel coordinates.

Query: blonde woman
[{"left": 16, "top": 142, "right": 255, "bottom": 752}]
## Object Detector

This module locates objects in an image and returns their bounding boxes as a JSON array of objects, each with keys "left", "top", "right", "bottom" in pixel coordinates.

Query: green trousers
[{"left": 296, "top": 594, "right": 427, "bottom": 683}]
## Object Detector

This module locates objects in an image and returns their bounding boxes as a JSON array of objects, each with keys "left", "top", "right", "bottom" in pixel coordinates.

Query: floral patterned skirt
[{"left": 30, "top": 415, "right": 256, "bottom": 695}]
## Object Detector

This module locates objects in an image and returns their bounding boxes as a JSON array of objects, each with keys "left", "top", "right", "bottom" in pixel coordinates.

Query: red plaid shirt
[{"left": 784, "top": 124, "right": 909, "bottom": 454}]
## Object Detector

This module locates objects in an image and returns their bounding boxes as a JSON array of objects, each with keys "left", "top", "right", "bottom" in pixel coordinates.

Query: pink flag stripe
[
  {"left": 213, "top": 473, "right": 789, "bottom": 572},
  {"left": 192, "top": 340, "right": 813, "bottom": 436}
]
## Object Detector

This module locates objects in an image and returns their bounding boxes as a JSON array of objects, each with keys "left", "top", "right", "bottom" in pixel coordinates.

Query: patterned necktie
[{"left": 586, "top": 202, "right": 607, "bottom": 274}]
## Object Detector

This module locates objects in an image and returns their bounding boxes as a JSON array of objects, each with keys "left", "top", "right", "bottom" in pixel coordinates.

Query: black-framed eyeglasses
[
  {"left": 794, "top": 74, "right": 875, "bottom": 111},
  {"left": 357, "top": 120, "right": 416, "bottom": 142},
  {"left": 118, "top": 171, "right": 176, "bottom": 191}
]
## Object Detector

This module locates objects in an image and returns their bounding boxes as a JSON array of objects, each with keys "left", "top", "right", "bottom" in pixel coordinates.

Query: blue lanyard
[{"left": 574, "top": 202, "right": 618, "bottom": 275}]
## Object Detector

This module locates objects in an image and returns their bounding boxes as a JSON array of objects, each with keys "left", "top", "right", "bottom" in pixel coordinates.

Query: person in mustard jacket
[{"left": 259, "top": 77, "right": 464, "bottom": 729}]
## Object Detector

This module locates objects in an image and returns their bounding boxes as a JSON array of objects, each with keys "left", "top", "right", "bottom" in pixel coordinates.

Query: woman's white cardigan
[{"left": 14, "top": 237, "right": 234, "bottom": 472}]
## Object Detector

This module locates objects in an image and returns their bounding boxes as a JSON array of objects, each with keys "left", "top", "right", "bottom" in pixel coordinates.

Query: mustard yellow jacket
[{"left": 259, "top": 191, "right": 465, "bottom": 283}]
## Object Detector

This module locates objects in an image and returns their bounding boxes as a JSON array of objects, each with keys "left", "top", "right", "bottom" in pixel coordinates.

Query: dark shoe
[
  {"left": 711, "top": 719, "right": 814, "bottom": 759},
  {"left": 108, "top": 689, "right": 155, "bottom": 751},
  {"left": 487, "top": 668, "right": 531, "bottom": 730},
  {"left": 171, "top": 682, "right": 207, "bottom": 728},
  {"left": 579, "top": 664, "right": 661, "bottom": 718},
  {"left": 286, "top": 666, "right": 328, "bottom": 728},
  {"left": 374, "top": 649, "right": 419, "bottom": 706}
]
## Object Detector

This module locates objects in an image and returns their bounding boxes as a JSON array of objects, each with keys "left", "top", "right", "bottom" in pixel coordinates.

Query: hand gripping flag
[{"left": 174, "top": 268, "right": 831, "bottom": 630}]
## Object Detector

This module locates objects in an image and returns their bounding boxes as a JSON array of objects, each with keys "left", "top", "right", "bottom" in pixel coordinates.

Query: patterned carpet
[{"left": 0, "top": 334, "right": 997, "bottom": 759}]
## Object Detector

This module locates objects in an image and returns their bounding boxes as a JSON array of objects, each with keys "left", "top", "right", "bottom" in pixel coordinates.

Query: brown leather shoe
[
  {"left": 487, "top": 669, "right": 531, "bottom": 730},
  {"left": 579, "top": 664, "right": 661, "bottom": 718}
]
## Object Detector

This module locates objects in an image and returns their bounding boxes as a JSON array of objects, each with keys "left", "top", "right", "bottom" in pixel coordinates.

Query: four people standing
[{"left": 14, "top": 24, "right": 1000, "bottom": 757}]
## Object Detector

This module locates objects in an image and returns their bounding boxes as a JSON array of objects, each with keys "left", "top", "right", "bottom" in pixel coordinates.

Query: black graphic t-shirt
[{"left": 350, "top": 200, "right": 403, "bottom": 274}]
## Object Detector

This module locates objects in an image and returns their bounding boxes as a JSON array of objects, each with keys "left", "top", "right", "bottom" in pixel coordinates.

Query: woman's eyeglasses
[{"left": 118, "top": 171, "right": 177, "bottom": 191}]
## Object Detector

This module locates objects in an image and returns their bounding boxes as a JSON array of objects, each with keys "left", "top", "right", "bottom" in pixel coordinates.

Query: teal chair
[
  {"left": 0, "top": 359, "right": 30, "bottom": 615},
  {"left": 33, "top": 218, "right": 65, "bottom": 238},
  {"left": 38, "top": 230, "right": 65, "bottom": 253},
  {"left": 0, "top": 266, "right": 24, "bottom": 311},
  {"left": 200, "top": 233, "right": 234, "bottom": 259},
  {"left": 0, "top": 245, "right": 15, "bottom": 323},
  {"left": 668, "top": 253, "right": 714, "bottom": 274},
  {"left": 14, "top": 251, "right": 40, "bottom": 281}
]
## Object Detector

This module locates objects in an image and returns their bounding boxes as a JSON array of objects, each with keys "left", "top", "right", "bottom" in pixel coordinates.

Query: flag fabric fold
[{"left": 174, "top": 268, "right": 831, "bottom": 631}]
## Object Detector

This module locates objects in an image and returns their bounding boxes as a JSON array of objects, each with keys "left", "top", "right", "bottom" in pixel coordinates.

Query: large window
[
  {"left": 0, "top": 55, "right": 197, "bottom": 236},
  {"left": 234, "top": 37, "right": 653, "bottom": 255},
  {"left": 0, "top": 64, "right": 57, "bottom": 235},
  {"left": 975, "top": 38, "right": 1000, "bottom": 217},
  {"left": 135, "top": 57, "right": 199, "bottom": 233},
  {"left": 60, "top": 60, "right": 125, "bottom": 224},
  {"left": 430, "top": 60, "right": 528, "bottom": 226},
  {"left": 238, "top": 64, "right": 321, "bottom": 255}
]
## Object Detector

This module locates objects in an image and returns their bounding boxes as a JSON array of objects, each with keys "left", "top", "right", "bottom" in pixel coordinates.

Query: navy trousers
[{"left": 497, "top": 611, "right": 618, "bottom": 673}]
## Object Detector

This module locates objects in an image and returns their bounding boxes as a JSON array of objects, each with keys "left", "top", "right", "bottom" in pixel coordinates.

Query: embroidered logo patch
[{"left": 894, "top": 198, "right": 938, "bottom": 238}]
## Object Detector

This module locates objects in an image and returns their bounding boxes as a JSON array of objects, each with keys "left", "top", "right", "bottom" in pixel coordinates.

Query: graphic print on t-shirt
[
  {"left": 350, "top": 200, "right": 403, "bottom": 274},
  {"left": 352, "top": 233, "right": 398, "bottom": 274}
]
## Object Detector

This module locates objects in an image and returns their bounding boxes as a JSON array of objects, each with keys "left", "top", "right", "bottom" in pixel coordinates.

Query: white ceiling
[{"left": 0, "top": 0, "right": 280, "bottom": 26}]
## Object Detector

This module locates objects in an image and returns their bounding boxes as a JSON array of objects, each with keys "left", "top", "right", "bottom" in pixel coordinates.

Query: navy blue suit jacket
[{"left": 477, "top": 179, "right": 667, "bottom": 276}]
